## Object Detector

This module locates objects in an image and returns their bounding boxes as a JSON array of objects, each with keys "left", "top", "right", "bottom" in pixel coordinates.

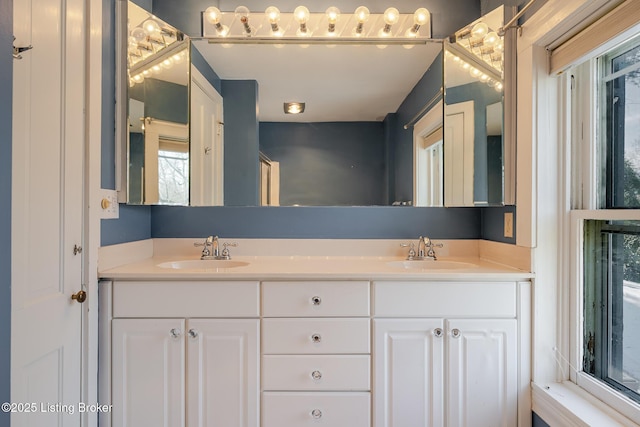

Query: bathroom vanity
[{"left": 98, "top": 239, "right": 532, "bottom": 427}]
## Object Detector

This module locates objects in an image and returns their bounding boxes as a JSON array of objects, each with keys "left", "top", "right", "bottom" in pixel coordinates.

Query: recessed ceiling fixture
[{"left": 284, "top": 102, "right": 305, "bottom": 114}]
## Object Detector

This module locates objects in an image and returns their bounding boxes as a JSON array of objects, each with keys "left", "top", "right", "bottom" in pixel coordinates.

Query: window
[
  {"left": 571, "top": 33, "right": 640, "bottom": 417},
  {"left": 158, "top": 147, "right": 189, "bottom": 206}
]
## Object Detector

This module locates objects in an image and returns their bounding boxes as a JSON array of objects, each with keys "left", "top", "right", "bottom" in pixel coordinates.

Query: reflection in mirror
[
  {"left": 443, "top": 5, "right": 505, "bottom": 207},
  {"left": 126, "top": 2, "right": 190, "bottom": 205}
]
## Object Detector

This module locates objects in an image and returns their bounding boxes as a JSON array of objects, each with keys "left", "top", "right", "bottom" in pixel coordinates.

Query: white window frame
[{"left": 566, "top": 30, "right": 640, "bottom": 423}]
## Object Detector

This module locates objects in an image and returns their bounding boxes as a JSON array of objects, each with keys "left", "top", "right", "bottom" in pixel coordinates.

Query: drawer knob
[
  {"left": 311, "top": 333, "right": 322, "bottom": 343},
  {"left": 433, "top": 328, "right": 443, "bottom": 338},
  {"left": 188, "top": 329, "right": 198, "bottom": 339},
  {"left": 310, "top": 409, "right": 322, "bottom": 419},
  {"left": 170, "top": 328, "right": 182, "bottom": 339},
  {"left": 311, "top": 370, "right": 322, "bottom": 380},
  {"left": 451, "top": 328, "right": 461, "bottom": 338},
  {"left": 311, "top": 296, "right": 322, "bottom": 306}
]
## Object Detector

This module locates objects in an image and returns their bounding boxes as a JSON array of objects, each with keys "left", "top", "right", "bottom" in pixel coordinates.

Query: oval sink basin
[
  {"left": 157, "top": 260, "right": 250, "bottom": 270},
  {"left": 387, "top": 260, "right": 477, "bottom": 270}
]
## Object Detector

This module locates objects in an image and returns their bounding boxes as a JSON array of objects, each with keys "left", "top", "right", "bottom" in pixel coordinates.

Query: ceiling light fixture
[
  {"left": 205, "top": 6, "right": 229, "bottom": 36},
  {"left": 294, "top": 5, "right": 310, "bottom": 36},
  {"left": 265, "top": 6, "right": 282, "bottom": 35},
  {"left": 325, "top": 7, "right": 340, "bottom": 35},
  {"left": 284, "top": 102, "right": 305, "bottom": 114},
  {"left": 235, "top": 6, "right": 253, "bottom": 35},
  {"left": 353, "top": 6, "right": 370, "bottom": 36}
]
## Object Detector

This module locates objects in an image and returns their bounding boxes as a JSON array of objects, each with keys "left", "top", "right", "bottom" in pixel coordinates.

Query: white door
[
  {"left": 187, "top": 319, "right": 259, "bottom": 427},
  {"left": 444, "top": 101, "right": 475, "bottom": 206},
  {"left": 191, "top": 66, "right": 224, "bottom": 206},
  {"left": 112, "top": 319, "right": 186, "bottom": 426},
  {"left": 11, "top": 0, "right": 85, "bottom": 423},
  {"left": 446, "top": 319, "right": 517, "bottom": 427},
  {"left": 373, "top": 319, "right": 445, "bottom": 427}
]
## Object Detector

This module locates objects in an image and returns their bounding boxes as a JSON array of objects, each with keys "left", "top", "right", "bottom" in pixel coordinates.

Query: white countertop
[{"left": 98, "top": 254, "right": 533, "bottom": 281}]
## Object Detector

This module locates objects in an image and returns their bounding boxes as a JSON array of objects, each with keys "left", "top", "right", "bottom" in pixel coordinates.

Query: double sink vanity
[{"left": 98, "top": 238, "right": 532, "bottom": 427}]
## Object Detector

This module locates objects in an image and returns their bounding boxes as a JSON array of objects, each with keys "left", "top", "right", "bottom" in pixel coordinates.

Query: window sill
[{"left": 532, "top": 381, "right": 640, "bottom": 427}]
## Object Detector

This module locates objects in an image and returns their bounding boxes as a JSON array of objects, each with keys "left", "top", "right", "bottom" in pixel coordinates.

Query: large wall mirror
[
  {"left": 443, "top": 5, "right": 515, "bottom": 206},
  {"left": 116, "top": 2, "right": 514, "bottom": 207}
]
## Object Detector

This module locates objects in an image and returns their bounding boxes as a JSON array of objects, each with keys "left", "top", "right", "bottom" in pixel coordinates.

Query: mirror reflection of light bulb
[
  {"left": 480, "top": 73, "right": 489, "bottom": 82},
  {"left": 461, "top": 61, "right": 470, "bottom": 70},
  {"left": 151, "top": 64, "right": 162, "bottom": 74},
  {"left": 132, "top": 74, "right": 145, "bottom": 84},
  {"left": 495, "top": 82, "right": 503, "bottom": 92},
  {"left": 471, "top": 22, "right": 488, "bottom": 38},
  {"left": 161, "top": 57, "right": 173, "bottom": 69},
  {"left": 143, "top": 19, "right": 160, "bottom": 35},
  {"left": 484, "top": 31, "right": 499, "bottom": 47},
  {"left": 131, "top": 27, "right": 147, "bottom": 42},
  {"left": 470, "top": 67, "right": 482, "bottom": 78}
]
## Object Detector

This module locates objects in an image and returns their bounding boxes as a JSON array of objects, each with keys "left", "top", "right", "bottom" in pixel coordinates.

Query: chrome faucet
[
  {"left": 194, "top": 236, "right": 238, "bottom": 260},
  {"left": 402, "top": 236, "right": 443, "bottom": 260}
]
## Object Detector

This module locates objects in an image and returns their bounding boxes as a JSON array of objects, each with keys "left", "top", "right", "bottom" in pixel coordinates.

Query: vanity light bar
[{"left": 200, "top": 7, "right": 432, "bottom": 44}]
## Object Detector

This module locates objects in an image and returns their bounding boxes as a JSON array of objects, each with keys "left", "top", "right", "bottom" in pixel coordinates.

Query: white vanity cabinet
[
  {"left": 373, "top": 281, "right": 529, "bottom": 427},
  {"left": 261, "top": 281, "right": 371, "bottom": 427},
  {"left": 103, "top": 280, "right": 260, "bottom": 427}
]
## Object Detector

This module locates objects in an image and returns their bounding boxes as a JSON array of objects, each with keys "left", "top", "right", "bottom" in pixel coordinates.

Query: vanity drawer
[
  {"left": 262, "top": 318, "right": 370, "bottom": 354},
  {"left": 112, "top": 281, "right": 260, "bottom": 318},
  {"left": 262, "top": 392, "right": 370, "bottom": 427},
  {"left": 262, "top": 355, "right": 370, "bottom": 391},
  {"left": 262, "top": 281, "right": 370, "bottom": 317},
  {"left": 373, "top": 281, "right": 517, "bottom": 318}
]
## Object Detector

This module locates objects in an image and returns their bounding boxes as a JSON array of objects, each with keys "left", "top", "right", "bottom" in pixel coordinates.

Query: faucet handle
[
  {"left": 400, "top": 242, "right": 416, "bottom": 260},
  {"left": 221, "top": 241, "right": 238, "bottom": 260}
]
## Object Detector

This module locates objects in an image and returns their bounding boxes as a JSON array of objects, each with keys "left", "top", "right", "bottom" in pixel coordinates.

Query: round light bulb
[
  {"left": 494, "top": 40, "right": 504, "bottom": 53},
  {"left": 480, "top": 73, "right": 489, "bottom": 82},
  {"left": 265, "top": 6, "right": 280, "bottom": 23},
  {"left": 484, "top": 31, "right": 499, "bottom": 47},
  {"left": 132, "top": 74, "right": 145, "bottom": 84},
  {"left": 383, "top": 7, "right": 400, "bottom": 25},
  {"left": 142, "top": 69, "right": 151, "bottom": 77},
  {"left": 354, "top": 6, "right": 370, "bottom": 23},
  {"left": 172, "top": 52, "right": 185, "bottom": 63},
  {"left": 143, "top": 19, "right": 160, "bottom": 35},
  {"left": 495, "top": 82, "right": 504, "bottom": 92},
  {"left": 235, "top": 6, "right": 250, "bottom": 19},
  {"left": 326, "top": 6, "right": 340, "bottom": 24},
  {"left": 151, "top": 64, "right": 162, "bottom": 74},
  {"left": 294, "top": 6, "right": 310, "bottom": 23},
  {"left": 471, "top": 22, "right": 488, "bottom": 38},
  {"left": 413, "top": 8, "right": 429, "bottom": 26},
  {"left": 131, "top": 27, "right": 147, "bottom": 42},
  {"left": 161, "top": 57, "right": 173, "bottom": 69},
  {"left": 470, "top": 67, "right": 482, "bottom": 78},
  {"left": 205, "top": 6, "right": 222, "bottom": 24},
  {"left": 461, "top": 61, "right": 470, "bottom": 70}
]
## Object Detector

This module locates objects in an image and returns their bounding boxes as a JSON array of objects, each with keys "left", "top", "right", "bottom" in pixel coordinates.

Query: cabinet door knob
[
  {"left": 311, "top": 296, "right": 322, "bottom": 306},
  {"left": 311, "top": 333, "right": 322, "bottom": 343},
  {"left": 451, "top": 328, "right": 461, "bottom": 338},
  {"left": 311, "top": 370, "right": 323, "bottom": 380},
  {"left": 433, "top": 328, "right": 443, "bottom": 338},
  {"left": 188, "top": 329, "right": 198, "bottom": 339},
  {"left": 170, "top": 328, "right": 182, "bottom": 338},
  {"left": 310, "top": 409, "right": 322, "bottom": 419}
]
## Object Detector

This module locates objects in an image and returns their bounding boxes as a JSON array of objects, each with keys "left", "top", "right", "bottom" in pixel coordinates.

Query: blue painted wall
[
  {"left": 532, "top": 412, "right": 551, "bottom": 427},
  {"left": 152, "top": 206, "right": 481, "bottom": 239},
  {"left": 191, "top": 44, "right": 222, "bottom": 94},
  {"left": 260, "top": 122, "right": 385, "bottom": 206},
  {"left": 0, "top": 0, "right": 12, "bottom": 420},
  {"left": 141, "top": 78, "right": 189, "bottom": 124},
  {"left": 223, "top": 80, "right": 260, "bottom": 206}
]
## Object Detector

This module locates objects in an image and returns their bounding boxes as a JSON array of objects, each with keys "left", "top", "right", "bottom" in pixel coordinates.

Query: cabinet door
[
  {"left": 446, "top": 319, "right": 517, "bottom": 427},
  {"left": 112, "top": 318, "right": 186, "bottom": 427},
  {"left": 373, "top": 319, "right": 444, "bottom": 427},
  {"left": 187, "top": 319, "right": 259, "bottom": 427}
]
